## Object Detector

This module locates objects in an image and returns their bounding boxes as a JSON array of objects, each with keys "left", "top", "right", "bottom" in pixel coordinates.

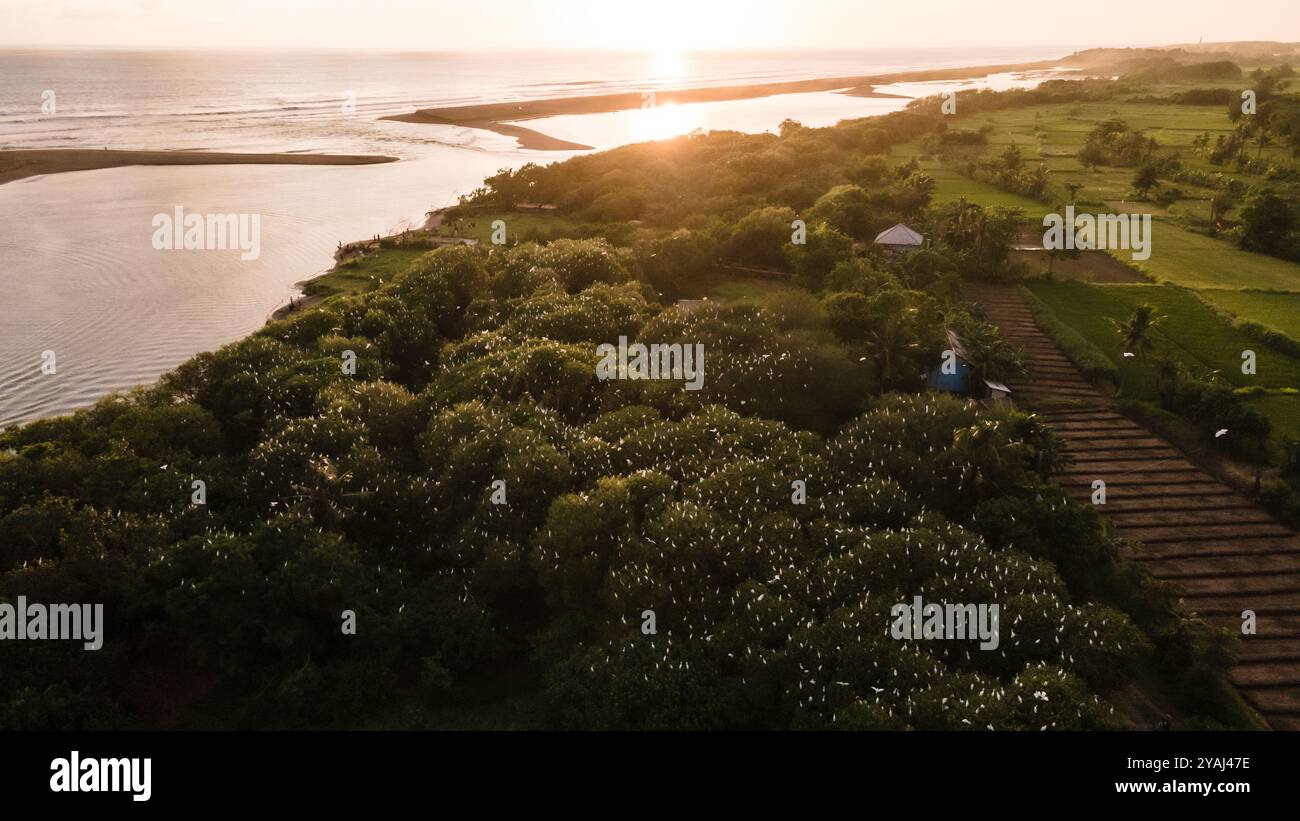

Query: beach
[
  {"left": 0, "top": 148, "right": 397, "bottom": 186},
  {"left": 382, "top": 58, "right": 1065, "bottom": 149}
]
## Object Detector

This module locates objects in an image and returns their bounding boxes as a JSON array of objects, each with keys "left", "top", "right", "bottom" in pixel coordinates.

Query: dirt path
[{"left": 966, "top": 283, "right": 1300, "bottom": 730}]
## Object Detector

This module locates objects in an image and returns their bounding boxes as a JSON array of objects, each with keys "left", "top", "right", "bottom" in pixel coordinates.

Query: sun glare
[
  {"left": 650, "top": 50, "right": 688, "bottom": 80},
  {"left": 629, "top": 102, "right": 695, "bottom": 142}
]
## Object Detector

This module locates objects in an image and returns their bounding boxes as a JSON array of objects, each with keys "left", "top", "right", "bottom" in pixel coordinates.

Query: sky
[{"left": 1, "top": 0, "right": 1298, "bottom": 52}]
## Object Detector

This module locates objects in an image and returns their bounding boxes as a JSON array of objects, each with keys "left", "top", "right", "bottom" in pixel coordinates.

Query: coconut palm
[
  {"left": 863, "top": 309, "right": 922, "bottom": 389},
  {"left": 1109, "top": 304, "right": 1164, "bottom": 395}
]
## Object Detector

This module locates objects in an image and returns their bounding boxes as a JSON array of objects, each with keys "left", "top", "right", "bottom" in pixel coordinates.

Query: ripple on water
[{"left": 0, "top": 149, "right": 514, "bottom": 428}]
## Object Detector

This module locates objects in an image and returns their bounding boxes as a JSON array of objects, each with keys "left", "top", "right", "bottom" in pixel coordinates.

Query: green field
[
  {"left": 897, "top": 97, "right": 1300, "bottom": 292},
  {"left": 1244, "top": 393, "right": 1300, "bottom": 452},
  {"left": 696, "top": 273, "right": 800, "bottom": 302},
  {"left": 1025, "top": 280, "right": 1300, "bottom": 391},
  {"left": 1027, "top": 279, "right": 1300, "bottom": 451},
  {"left": 298, "top": 208, "right": 599, "bottom": 301},
  {"left": 928, "top": 167, "right": 1049, "bottom": 213},
  {"left": 303, "top": 244, "right": 430, "bottom": 298},
  {"left": 1135, "top": 220, "right": 1300, "bottom": 290},
  {"left": 1200, "top": 290, "right": 1300, "bottom": 340},
  {"left": 451, "top": 210, "right": 592, "bottom": 244},
  {"left": 954, "top": 99, "right": 1287, "bottom": 187}
]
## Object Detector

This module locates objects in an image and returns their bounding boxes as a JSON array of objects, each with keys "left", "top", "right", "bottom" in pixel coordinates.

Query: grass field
[
  {"left": 1134, "top": 220, "right": 1300, "bottom": 290},
  {"left": 449, "top": 210, "right": 592, "bottom": 245},
  {"left": 1243, "top": 393, "right": 1300, "bottom": 452},
  {"left": 300, "top": 232, "right": 797, "bottom": 311},
  {"left": 928, "top": 167, "right": 1049, "bottom": 213},
  {"left": 302, "top": 245, "right": 430, "bottom": 299},
  {"left": 299, "top": 209, "right": 597, "bottom": 301},
  {"left": 1026, "top": 279, "right": 1300, "bottom": 453},
  {"left": 1017, "top": 249, "right": 1148, "bottom": 282},
  {"left": 696, "top": 272, "right": 801, "bottom": 302},
  {"left": 896, "top": 96, "right": 1300, "bottom": 292},
  {"left": 1025, "top": 280, "right": 1300, "bottom": 392},
  {"left": 1200, "top": 290, "right": 1300, "bottom": 340}
]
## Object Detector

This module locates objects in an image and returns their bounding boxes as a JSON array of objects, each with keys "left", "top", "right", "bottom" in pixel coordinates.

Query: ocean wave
[{"left": 0, "top": 111, "right": 126, "bottom": 124}]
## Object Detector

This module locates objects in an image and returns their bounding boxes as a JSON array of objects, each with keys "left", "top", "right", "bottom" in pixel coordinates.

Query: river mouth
[{"left": 0, "top": 149, "right": 512, "bottom": 427}]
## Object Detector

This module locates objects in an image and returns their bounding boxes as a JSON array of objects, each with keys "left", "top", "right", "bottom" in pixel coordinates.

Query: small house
[
  {"left": 927, "top": 329, "right": 974, "bottom": 394},
  {"left": 984, "top": 379, "right": 1012, "bottom": 404},
  {"left": 926, "top": 329, "right": 1014, "bottom": 404},
  {"left": 873, "top": 223, "right": 925, "bottom": 254}
]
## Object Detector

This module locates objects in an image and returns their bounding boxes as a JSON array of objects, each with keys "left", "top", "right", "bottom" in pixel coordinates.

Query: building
[
  {"left": 925, "top": 329, "right": 1012, "bottom": 405},
  {"left": 927, "top": 328, "right": 974, "bottom": 394},
  {"left": 872, "top": 223, "right": 925, "bottom": 253},
  {"left": 984, "top": 379, "right": 1012, "bottom": 404}
]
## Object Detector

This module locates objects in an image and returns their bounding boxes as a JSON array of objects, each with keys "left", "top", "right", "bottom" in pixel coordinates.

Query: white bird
[
  {"left": 1215, "top": 428, "right": 1228, "bottom": 438},
  {"left": 1122, "top": 352, "right": 1135, "bottom": 358}
]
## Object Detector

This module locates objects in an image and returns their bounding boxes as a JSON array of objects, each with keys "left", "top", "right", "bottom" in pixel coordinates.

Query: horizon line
[{"left": 0, "top": 42, "right": 1185, "bottom": 55}]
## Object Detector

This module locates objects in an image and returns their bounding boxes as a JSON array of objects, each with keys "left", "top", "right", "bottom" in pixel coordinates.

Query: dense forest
[{"left": 1, "top": 65, "right": 1268, "bottom": 729}]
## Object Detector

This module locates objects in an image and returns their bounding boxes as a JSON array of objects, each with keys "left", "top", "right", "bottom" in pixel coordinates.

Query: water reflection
[{"left": 629, "top": 103, "right": 695, "bottom": 142}]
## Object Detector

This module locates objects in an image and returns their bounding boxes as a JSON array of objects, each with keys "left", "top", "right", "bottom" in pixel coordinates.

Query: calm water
[{"left": 0, "top": 47, "right": 1072, "bottom": 426}]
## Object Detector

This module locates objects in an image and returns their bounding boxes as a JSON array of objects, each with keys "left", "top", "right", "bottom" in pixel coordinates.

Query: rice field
[
  {"left": 1024, "top": 280, "right": 1300, "bottom": 392},
  {"left": 1199, "top": 290, "right": 1300, "bottom": 340},
  {"left": 909, "top": 94, "right": 1300, "bottom": 302}
]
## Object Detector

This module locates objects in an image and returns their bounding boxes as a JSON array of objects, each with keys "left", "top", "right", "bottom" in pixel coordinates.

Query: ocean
[{"left": 0, "top": 46, "right": 1072, "bottom": 426}]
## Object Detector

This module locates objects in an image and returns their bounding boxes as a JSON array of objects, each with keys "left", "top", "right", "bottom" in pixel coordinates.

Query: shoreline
[
  {"left": 272, "top": 56, "right": 1075, "bottom": 316},
  {"left": 268, "top": 207, "right": 454, "bottom": 323},
  {"left": 382, "top": 58, "right": 1067, "bottom": 150},
  {"left": 0, "top": 148, "right": 399, "bottom": 186}
]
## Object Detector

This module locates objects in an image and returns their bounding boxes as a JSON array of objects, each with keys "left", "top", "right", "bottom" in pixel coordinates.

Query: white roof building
[{"left": 873, "top": 223, "right": 925, "bottom": 252}]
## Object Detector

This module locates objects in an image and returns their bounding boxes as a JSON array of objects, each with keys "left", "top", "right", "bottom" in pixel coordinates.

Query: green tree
[
  {"left": 1239, "top": 191, "right": 1295, "bottom": 256},
  {"left": 789, "top": 222, "right": 853, "bottom": 290},
  {"left": 725, "top": 205, "right": 798, "bottom": 269},
  {"left": 1109, "top": 304, "right": 1164, "bottom": 395},
  {"left": 1133, "top": 164, "right": 1159, "bottom": 197}
]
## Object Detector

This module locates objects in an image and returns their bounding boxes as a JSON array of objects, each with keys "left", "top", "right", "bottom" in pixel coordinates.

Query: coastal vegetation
[{"left": 7, "top": 45, "right": 1299, "bottom": 729}]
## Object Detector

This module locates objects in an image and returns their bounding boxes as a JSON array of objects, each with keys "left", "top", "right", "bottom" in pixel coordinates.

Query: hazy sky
[{"left": 2, "top": 0, "right": 1298, "bottom": 51}]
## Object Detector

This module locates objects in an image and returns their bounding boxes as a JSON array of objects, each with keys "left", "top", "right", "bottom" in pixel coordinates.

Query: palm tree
[
  {"left": 951, "top": 419, "right": 1021, "bottom": 501},
  {"left": 948, "top": 198, "right": 991, "bottom": 270},
  {"left": 1109, "top": 304, "right": 1164, "bottom": 395},
  {"left": 863, "top": 309, "right": 921, "bottom": 389}
]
